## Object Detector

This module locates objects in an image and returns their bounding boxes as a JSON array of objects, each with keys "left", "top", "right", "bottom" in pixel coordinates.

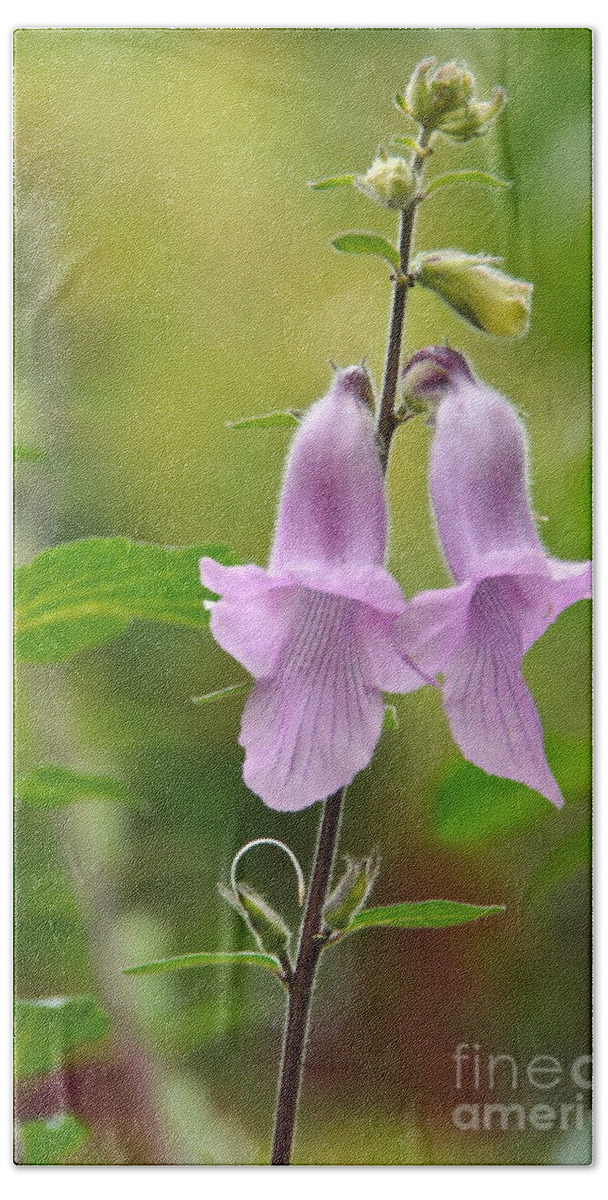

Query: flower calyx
[{"left": 323, "top": 851, "right": 381, "bottom": 931}]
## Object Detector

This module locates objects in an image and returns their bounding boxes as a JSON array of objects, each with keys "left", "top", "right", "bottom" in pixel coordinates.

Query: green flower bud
[
  {"left": 414, "top": 250, "right": 533, "bottom": 338},
  {"left": 218, "top": 882, "right": 291, "bottom": 959},
  {"left": 404, "top": 57, "right": 505, "bottom": 141},
  {"left": 438, "top": 90, "right": 507, "bottom": 142},
  {"left": 323, "top": 852, "right": 380, "bottom": 931},
  {"left": 355, "top": 155, "right": 417, "bottom": 210}
]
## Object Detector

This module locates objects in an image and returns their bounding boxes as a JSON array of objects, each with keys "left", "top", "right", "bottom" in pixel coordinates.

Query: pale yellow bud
[
  {"left": 355, "top": 155, "right": 417, "bottom": 210},
  {"left": 438, "top": 89, "right": 506, "bottom": 141},
  {"left": 403, "top": 57, "right": 505, "bottom": 142},
  {"left": 414, "top": 250, "right": 533, "bottom": 338}
]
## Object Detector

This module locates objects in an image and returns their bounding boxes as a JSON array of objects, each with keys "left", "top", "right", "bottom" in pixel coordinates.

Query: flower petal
[
  {"left": 270, "top": 366, "right": 387, "bottom": 573},
  {"left": 208, "top": 582, "right": 296, "bottom": 679},
  {"left": 404, "top": 349, "right": 545, "bottom": 583},
  {"left": 430, "top": 376, "right": 543, "bottom": 583},
  {"left": 361, "top": 611, "right": 432, "bottom": 692},
  {"left": 200, "top": 558, "right": 273, "bottom": 600},
  {"left": 396, "top": 581, "right": 475, "bottom": 675},
  {"left": 280, "top": 560, "right": 407, "bottom": 614},
  {"left": 442, "top": 578, "right": 563, "bottom": 806},
  {"left": 238, "top": 589, "right": 384, "bottom": 810},
  {"left": 515, "top": 557, "right": 591, "bottom": 651}
]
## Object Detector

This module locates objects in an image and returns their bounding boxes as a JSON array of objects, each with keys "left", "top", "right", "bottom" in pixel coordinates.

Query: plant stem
[
  {"left": 270, "top": 787, "right": 344, "bottom": 1164},
  {"left": 270, "top": 128, "right": 431, "bottom": 1167},
  {"left": 377, "top": 131, "right": 431, "bottom": 472}
]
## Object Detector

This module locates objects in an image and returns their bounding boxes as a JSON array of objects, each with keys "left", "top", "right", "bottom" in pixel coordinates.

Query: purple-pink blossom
[
  {"left": 400, "top": 346, "right": 591, "bottom": 806},
  {"left": 201, "top": 367, "right": 425, "bottom": 811}
]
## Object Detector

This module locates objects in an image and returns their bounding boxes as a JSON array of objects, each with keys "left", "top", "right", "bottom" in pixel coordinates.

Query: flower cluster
[
  {"left": 201, "top": 354, "right": 590, "bottom": 812},
  {"left": 404, "top": 57, "right": 506, "bottom": 141}
]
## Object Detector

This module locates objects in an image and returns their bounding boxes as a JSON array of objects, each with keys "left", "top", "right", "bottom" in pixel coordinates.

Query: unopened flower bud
[
  {"left": 414, "top": 250, "right": 532, "bottom": 337},
  {"left": 439, "top": 90, "right": 506, "bottom": 142},
  {"left": 402, "top": 345, "right": 475, "bottom": 417},
  {"left": 323, "top": 852, "right": 380, "bottom": 931},
  {"left": 219, "top": 882, "right": 291, "bottom": 958},
  {"left": 355, "top": 155, "right": 417, "bottom": 210},
  {"left": 404, "top": 57, "right": 505, "bottom": 141}
]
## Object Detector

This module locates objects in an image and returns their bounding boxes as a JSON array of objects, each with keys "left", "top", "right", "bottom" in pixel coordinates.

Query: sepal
[
  {"left": 219, "top": 882, "right": 292, "bottom": 959},
  {"left": 324, "top": 851, "right": 380, "bottom": 930}
]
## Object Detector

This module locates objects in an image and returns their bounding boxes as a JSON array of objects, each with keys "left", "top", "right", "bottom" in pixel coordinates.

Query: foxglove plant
[{"left": 126, "top": 58, "right": 591, "bottom": 1166}]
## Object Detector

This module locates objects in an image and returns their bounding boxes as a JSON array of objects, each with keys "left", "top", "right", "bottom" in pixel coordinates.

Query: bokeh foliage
[{"left": 14, "top": 28, "right": 591, "bottom": 1165}]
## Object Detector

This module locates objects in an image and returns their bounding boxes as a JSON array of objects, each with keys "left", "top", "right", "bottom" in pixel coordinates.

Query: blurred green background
[{"left": 14, "top": 28, "right": 591, "bottom": 1165}]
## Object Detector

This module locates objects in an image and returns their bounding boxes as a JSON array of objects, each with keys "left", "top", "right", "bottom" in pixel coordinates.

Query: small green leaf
[
  {"left": 309, "top": 174, "right": 354, "bottom": 190},
  {"left": 394, "top": 93, "right": 409, "bottom": 112},
  {"left": 15, "top": 537, "right": 237, "bottom": 662},
  {"left": 382, "top": 703, "right": 399, "bottom": 730},
  {"left": 19, "top": 1115, "right": 88, "bottom": 1165},
  {"left": 343, "top": 900, "right": 505, "bottom": 935},
  {"left": 227, "top": 410, "right": 301, "bottom": 430},
  {"left": 426, "top": 170, "right": 512, "bottom": 195},
  {"left": 124, "top": 950, "right": 282, "bottom": 976},
  {"left": 14, "top": 996, "right": 111, "bottom": 1079},
  {"left": 16, "top": 765, "right": 137, "bottom": 810},
  {"left": 192, "top": 683, "right": 248, "bottom": 705},
  {"left": 393, "top": 136, "right": 421, "bottom": 152},
  {"left": 331, "top": 233, "right": 400, "bottom": 271}
]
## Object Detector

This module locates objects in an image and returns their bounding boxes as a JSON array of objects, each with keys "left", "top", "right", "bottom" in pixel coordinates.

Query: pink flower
[
  {"left": 201, "top": 367, "right": 425, "bottom": 811},
  {"left": 400, "top": 346, "right": 591, "bottom": 807}
]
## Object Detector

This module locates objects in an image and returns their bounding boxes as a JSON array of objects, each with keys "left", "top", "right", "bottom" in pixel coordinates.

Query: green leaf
[
  {"left": 19, "top": 1115, "right": 88, "bottom": 1165},
  {"left": 393, "top": 136, "right": 422, "bottom": 152},
  {"left": 124, "top": 950, "right": 281, "bottom": 976},
  {"left": 345, "top": 900, "right": 505, "bottom": 934},
  {"left": 382, "top": 703, "right": 399, "bottom": 731},
  {"left": 15, "top": 537, "right": 236, "bottom": 662},
  {"left": 309, "top": 174, "right": 354, "bottom": 190},
  {"left": 227, "top": 410, "right": 301, "bottom": 429},
  {"left": 394, "top": 93, "right": 409, "bottom": 112},
  {"left": 192, "top": 683, "right": 248, "bottom": 705},
  {"left": 331, "top": 233, "right": 400, "bottom": 271},
  {"left": 14, "top": 996, "right": 111, "bottom": 1079},
  {"left": 434, "top": 737, "right": 590, "bottom": 845},
  {"left": 16, "top": 765, "right": 137, "bottom": 810},
  {"left": 426, "top": 170, "right": 512, "bottom": 195}
]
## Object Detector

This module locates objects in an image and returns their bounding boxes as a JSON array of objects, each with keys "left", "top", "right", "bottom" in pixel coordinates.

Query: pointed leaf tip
[
  {"left": 191, "top": 683, "right": 248, "bottom": 704},
  {"left": 309, "top": 174, "right": 355, "bottom": 190},
  {"left": 331, "top": 233, "right": 400, "bottom": 271},
  {"left": 123, "top": 950, "right": 282, "bottom": 976},
  {"left": 227, "top": 411, "right": 301, "bottom": 430},
  {"left": 343, "top": 900, "right": 505, "bottom": 935}
]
